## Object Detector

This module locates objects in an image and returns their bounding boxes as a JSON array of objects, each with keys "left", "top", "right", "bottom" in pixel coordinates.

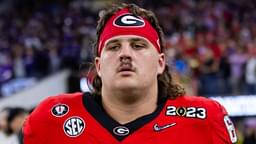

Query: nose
[
  {"left": 119, "top": 42, "right": 132, "bottom": 62},
  {"left": 120, "top": 55, "right": 131, "bottom": 63}
]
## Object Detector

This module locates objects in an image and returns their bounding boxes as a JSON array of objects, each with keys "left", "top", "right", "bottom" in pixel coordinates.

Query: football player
[{"left": 23, "top": 3, "right": 237, "bottom": 144}]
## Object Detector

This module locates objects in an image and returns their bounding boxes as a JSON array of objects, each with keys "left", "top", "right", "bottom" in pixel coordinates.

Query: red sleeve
[
  {"left": 23, "top": 96, "right": 55, "bottom": 144},
  {"left": 209, "top": 100, "right": 237, "bottom": 144}
]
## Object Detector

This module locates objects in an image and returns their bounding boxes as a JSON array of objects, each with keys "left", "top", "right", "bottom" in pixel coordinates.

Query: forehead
[{"left": 105, "top": 35, "right": 151, "bottom": 44}]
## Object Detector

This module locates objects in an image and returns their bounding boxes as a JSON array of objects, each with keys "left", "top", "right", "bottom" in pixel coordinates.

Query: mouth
[{"left": 117, "top": 64, "right": 135, "bottom": 73}]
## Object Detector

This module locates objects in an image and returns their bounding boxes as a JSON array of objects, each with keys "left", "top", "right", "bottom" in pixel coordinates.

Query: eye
[
  {"left": 132, "top": 43, "right": 146, "bottom": 50},
  {"left": 106, "top": 44, "right": 120, "bottom": 51}
]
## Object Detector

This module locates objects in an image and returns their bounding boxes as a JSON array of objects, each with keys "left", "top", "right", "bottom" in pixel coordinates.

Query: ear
[
  {"left": 157, "top": 53, "right": 166, "bottom": 74},
  {"left": 95, "top": 57, "right": 101, "bottom": 77}
]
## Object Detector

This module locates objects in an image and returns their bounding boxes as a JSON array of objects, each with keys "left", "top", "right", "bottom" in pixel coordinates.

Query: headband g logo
[{"left": 114, "top": 14, "right": 145, "bottom": 27}]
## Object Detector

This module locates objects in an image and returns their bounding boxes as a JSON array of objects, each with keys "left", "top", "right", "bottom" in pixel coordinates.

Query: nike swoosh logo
[{"left": 153, "top": 123, "right": 176, "bottom": 132}]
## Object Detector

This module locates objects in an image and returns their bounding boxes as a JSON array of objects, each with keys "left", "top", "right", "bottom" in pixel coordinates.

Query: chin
[
  {"left": 116, "top": 84, "right": 137, "bottom": 90},
  {"left": 114, "top": 81, "right": 139, "bottom": 90}
]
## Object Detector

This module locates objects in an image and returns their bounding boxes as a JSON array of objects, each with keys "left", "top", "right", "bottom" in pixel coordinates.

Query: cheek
[
  {"left": 99, "top": 54, "right": 116, "bottom": 73},
  {"left": 139, "top": 54, "right": 159, "bottom": 72},
  {"left": 100, "top": 52, "right": 115, "bottom": 63}
]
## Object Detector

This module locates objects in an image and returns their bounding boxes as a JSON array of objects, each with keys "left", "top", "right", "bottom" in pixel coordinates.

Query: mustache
[{"left": 117, "top": 61, "right": 136, "bottom": 72}]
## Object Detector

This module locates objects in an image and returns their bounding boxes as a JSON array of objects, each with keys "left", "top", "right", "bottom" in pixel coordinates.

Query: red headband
[{"left": 98, "top": 8, "right": 160, "bottom": 56}]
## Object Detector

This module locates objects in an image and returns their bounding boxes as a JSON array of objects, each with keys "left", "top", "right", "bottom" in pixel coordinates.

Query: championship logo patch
[
  {"left": 166, "top": 106, "right": 207, "bottom": 119},
  {"left": 114, "top": 14, "right": 145, "bottom": 27},
  {"left": 63, "top": 116, "right": 85, "bottom": 137},
  {"left": 51, "top": 104, "right": 69, "bottom": 117}
]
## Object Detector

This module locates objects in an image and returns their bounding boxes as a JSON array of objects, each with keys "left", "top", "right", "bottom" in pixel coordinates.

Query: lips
[{"left": 117, "top": 63, "right": 135, "bottom": 73}]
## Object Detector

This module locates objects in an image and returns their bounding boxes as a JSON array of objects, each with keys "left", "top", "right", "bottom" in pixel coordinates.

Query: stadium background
[{"left": 0, "top": 0, "right": 256, "bottom": 143}]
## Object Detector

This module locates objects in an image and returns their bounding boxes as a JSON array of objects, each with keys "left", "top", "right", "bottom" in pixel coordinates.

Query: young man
[{"left": 23, "top": 3, "right": 237, "bottom": 144}]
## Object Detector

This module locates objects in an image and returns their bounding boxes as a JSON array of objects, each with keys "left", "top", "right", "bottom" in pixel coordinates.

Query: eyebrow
[
  {"left": 105, "top": 37, "right": 148, "bottom": 47},
  {"left": 129, "top": 38, "right": 148, "bottom": 43},
  {"left": 105, "top": 39, "right": 119, "bottom": 47}
]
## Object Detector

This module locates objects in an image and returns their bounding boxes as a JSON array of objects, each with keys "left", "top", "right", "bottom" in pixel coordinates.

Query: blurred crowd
[
  {"left": 0, "top": 0, "right": 256, "bottom": 97},
  {"left": 0, "top": 0, "right": 97, "bottom": 97},
  {"left": 0, "top": 0, "right": 256, "bottom": 143},
  {"left": 152, "top": 0, "right": 256, "bottom": 97},
  {"left": 0, "top": 0, "right": 254, "bottom": 96}
]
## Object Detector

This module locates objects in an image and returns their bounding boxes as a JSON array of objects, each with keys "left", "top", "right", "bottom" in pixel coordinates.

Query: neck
[{"left": 101, "top": 86, "right": 158, "bottom": 124}]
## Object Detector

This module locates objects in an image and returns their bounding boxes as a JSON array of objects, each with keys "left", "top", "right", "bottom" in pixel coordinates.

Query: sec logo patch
[
  {"left": 63, "top": 116, "right": 85, "bottom": 137},
  {"left": 51, "top": 104, "right": 69, "bottom": 117}
]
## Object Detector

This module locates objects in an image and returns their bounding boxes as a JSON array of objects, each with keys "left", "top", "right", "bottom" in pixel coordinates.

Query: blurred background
[{"left": 0, "top": 0, "right": 256, "bottom": 143}]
